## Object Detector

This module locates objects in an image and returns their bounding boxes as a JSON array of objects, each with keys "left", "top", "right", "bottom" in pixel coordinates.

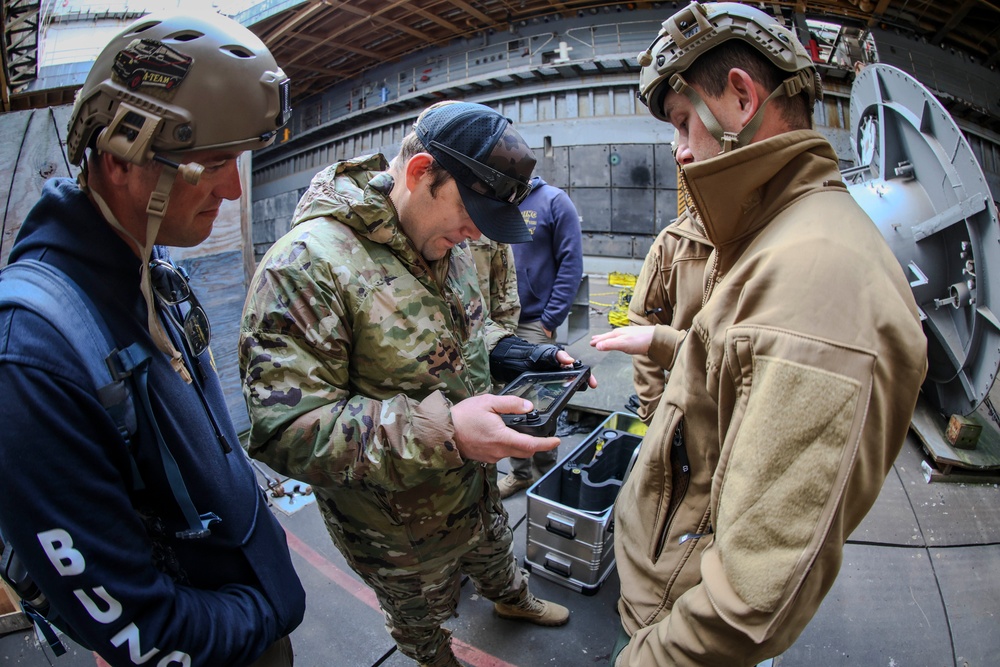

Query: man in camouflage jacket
[
  {"left": 240, "top": 102, "right": 581, "bottom": 667},
  {"left": 468, "top": 236, "right": 520, "bottom": 336}
]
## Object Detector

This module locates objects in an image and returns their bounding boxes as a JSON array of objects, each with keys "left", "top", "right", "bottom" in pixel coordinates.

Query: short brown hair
[{"left": 685, "top": 41, "right": 812, "bottom": 130}]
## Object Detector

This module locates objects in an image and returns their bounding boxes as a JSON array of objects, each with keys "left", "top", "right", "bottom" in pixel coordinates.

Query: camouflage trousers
[{"left": 318, "top": 471, "right": 530, "bottom": 666}]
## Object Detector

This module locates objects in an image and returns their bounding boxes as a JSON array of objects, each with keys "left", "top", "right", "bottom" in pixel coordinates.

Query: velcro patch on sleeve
[{"left": 716, "top": 355, "right": 860, "bottom": 612}]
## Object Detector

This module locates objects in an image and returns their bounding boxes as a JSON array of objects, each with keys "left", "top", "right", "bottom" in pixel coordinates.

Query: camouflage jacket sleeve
[
  {"left": 240, "top": 226, "right": 464, "bottom": 492},
  {"left": 485, "top": 242, "right": 520, "bottom": 342},
  {"left": 468, "top": 239, "right": 520, "bottom": 346}
]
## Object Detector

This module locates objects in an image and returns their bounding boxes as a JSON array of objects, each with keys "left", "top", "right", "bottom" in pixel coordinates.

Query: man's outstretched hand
[{"left": 590, "top": 325, "right": 656, "bottom": 356}]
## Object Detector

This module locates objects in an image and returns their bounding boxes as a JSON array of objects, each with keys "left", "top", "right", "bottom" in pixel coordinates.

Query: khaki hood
[
  {"left": 288, "top": 153, "right": 457, "bottom": 287},
  {"left": 291, "top": 154, "right": 400, "bottom": 247},
  {"left": 682, "top": 130, "right": 840, "bottom": 249}
]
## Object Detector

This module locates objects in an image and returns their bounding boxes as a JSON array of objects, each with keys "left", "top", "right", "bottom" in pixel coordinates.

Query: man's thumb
[{"left": 491, "top": 394, "right": 533, "bottom": 415}]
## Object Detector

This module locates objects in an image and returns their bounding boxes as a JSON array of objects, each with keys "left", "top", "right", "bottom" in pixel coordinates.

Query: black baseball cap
[{"left": 414, "top": 101, "right": 536, "bottom": 244}]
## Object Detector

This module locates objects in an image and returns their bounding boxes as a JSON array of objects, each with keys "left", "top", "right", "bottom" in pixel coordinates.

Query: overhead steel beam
[
  {"left": 442, "top": 0, "right": 493, "bottom": 26},
  {"left": 407, "top": 5, "right": 463, "bottom": 33},
  {"left": 931, "top": 0, "right": 975, "bottom": 45},
  {"left": 866, "top": 0, "right": 892, "bottom": 28},
  {"left": 287, "top": 31, "right": 382, "bottom": 60},
  {"left": 263, "top": 0, "right": 327, "bottom": 45},
  {"left": 336, "top": 2, "right": 435, "bottom": 42},
  {"left": 3, "top": 0, "right": 40, "bottom": 87}
]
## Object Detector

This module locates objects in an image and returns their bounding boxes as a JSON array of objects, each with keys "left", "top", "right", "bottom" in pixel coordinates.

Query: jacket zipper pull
[
  {"left": 672, "top": 423, "right": 690, "bottom": 475},
  {"left": 678, "top": 527, "right": 713, "bottom": 545}
]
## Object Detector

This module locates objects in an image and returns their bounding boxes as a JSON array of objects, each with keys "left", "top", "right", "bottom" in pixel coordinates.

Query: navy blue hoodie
[
  {"left": 0, "top": 178, "right": 304, "bottom": 666},
  {"left": 514, "top": 176, "right": 584, "bottom": 332}
]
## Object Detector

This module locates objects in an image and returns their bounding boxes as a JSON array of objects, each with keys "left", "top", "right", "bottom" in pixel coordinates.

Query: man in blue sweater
[
  {"left": 0, "top": 13, "right": 304, "bottom": 666},
  {"left": 500, "top": 176, "right": 584, "bottom": 498}
]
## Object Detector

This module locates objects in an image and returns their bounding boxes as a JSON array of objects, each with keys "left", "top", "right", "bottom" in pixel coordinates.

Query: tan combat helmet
[
  {"left": 636, "top": 1, "right": 821, "bottom": 153},
  {"left": 67, "top": 11, "right": 291, "bottom": 382},
  {"left": 67, "top": 11, "right": 291, "bottom": 172}
]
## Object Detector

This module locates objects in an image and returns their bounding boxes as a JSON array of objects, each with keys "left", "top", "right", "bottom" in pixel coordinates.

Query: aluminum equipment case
[{"left": 525, "top": 412, "right": 646, "bottom": 594}]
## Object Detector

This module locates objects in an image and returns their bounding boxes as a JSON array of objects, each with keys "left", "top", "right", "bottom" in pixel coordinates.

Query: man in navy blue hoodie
[
  {"left": 500, "top": 176, "right": 584, "bottom": 498},
  {"left": 0, "top": 13, "right": 304, "bottom": 666}
]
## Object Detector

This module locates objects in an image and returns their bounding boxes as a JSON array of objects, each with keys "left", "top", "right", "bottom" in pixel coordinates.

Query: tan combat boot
[
  {"left": 494, "top": 592, "right": 570, "bottom": 626},
  {"left": 498, "top": 473, "right": 533, "bottom": 499}
]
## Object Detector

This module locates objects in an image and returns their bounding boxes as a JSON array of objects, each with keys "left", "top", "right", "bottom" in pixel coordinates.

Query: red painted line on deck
[
  {"left": 284, "top": 528, "right": 378, "bottom": 608},
  {"left": 452, "top": 638, "right": 520, "bottom": 667},
  {"left": 284, "top": 527, "right": 520, "bottom": 667}
]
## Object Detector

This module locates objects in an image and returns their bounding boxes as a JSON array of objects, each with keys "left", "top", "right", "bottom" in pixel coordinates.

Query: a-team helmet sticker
[{"left": 112, "top": 38, "right": 192, "bottom": 91}]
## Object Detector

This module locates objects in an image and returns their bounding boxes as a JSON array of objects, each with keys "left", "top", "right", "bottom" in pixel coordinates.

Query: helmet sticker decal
[{"left": 112, "top": 38, "right": 192, "bottom": 93}]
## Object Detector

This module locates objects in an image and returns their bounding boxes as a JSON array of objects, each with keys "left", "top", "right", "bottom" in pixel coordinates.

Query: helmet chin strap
[
  {"left": 669, "top": 70, "right": 811, "bottom": 155},
  {"left": 79, "top": 160, "right": 193, "bottom": 384},
  {"left": 139, "top": 167, "right": 193, "bottom": 383}
]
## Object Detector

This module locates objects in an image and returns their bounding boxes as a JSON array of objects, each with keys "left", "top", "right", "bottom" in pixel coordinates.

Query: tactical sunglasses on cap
[
  {"left": 149, "top": 259, "right": 211, "bottom": 358},
  {"left": 429, "top": 140, "right": 532, "bottom": 206}
]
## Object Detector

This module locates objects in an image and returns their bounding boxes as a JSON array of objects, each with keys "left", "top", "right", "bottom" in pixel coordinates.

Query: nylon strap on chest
[{"left": 0, "top": 260, "right": 218, "bottom": 539}]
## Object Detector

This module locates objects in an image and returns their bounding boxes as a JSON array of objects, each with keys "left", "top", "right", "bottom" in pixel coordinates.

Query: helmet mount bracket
[{"left": 96, "top": 102, "right": 162, "bottom": 166}]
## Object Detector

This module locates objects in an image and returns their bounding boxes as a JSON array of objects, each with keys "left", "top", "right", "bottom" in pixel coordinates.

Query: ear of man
[
  {"left": 728, "top": 68, "right": 767, "bottom": 122},
  {"left": 402, "top": 151, "right": 451, "bottom": 198},
  {"left": 686, "top": 40, "right": 812, "bottom": 131},
  {"left": 721, "top": 66, "right": 796, "bottom": 141},
  {"left": 403, "top": 152, "right": 435, "bottom": 192},
  {"left": 725, "top": 67, "right": 763, "bottom": 130},
  {"left": 89, "top": 150, "right": 132, "bottom": 185}
]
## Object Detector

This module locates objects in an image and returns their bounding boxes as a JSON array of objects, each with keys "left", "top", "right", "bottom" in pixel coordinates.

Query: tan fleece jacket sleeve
[
  {"left": 647, "top": 324, "right": 686, "bottom": 371},
  {"left": 628, "top": 233, "right": 675, "bottom": 422}
]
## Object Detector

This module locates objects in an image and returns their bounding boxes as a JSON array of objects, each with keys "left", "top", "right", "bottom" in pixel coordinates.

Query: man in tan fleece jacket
[{"left": 592, "top": 3, "right": 927, "bottom": 665}]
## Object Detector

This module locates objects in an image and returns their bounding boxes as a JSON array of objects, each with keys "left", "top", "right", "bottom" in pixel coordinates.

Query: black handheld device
[{"left": 498, "top": 363, "right": 591, "bottom": 437}]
